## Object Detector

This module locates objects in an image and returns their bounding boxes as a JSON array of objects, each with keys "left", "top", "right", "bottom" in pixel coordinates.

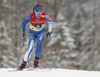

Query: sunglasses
[{"left": 35, "top": 11, "right": 42, "bottom": 14}]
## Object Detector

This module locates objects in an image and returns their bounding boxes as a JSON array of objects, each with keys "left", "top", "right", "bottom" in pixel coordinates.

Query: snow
[{"left": 0, "top": 68, "right": 100, "bottom": 77}]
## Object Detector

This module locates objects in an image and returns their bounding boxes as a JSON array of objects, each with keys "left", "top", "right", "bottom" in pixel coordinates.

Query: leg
[
  {"left": 33, "top": 32, "right": 45, "bottom": 68},
  {"left": 24, "top": 37, "right": 35, "bottom": 62},
  {"left": 19, "top": 37, "right": 35, "bottom": 70},
  {"left": 35, "top": 32, "right": 45, "bottom": 58}
]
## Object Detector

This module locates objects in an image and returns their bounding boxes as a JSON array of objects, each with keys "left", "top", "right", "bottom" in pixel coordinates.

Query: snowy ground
[{"left": 0, "top": 68, "right": 100, "bottom": 77}]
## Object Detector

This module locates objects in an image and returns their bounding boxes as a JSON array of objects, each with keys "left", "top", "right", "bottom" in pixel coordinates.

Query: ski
[
  {"left": 25, "top": 67, "right": 48, "bottom": 71},
  {"left": 8, "top": 67, "right": 50, "bottom": 72},
  {"left": 8, "top": 69, "right": 20, "bottom": 72}
]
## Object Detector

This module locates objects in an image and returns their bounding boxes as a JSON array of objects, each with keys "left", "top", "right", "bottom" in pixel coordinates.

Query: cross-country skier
[{"left": 19, "top": 3, "right": 53, "bottom": 70}]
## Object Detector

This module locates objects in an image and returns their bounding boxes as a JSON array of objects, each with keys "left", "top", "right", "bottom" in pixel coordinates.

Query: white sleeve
[
  {"left": 48, "top": 22, "right": 53, "bottom": 32},
  {"left": 45, "top": 14, "right": 53, "bottom": 32}
]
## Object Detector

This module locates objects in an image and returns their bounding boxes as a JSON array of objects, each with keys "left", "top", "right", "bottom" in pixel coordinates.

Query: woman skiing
[{"left": 19, "top": 3, "right": 53, "bottom": 70}]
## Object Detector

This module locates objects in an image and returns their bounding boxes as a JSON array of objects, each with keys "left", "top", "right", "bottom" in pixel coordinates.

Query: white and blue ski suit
[{"left": 21, "top": 12, "right": 53, "bottom": 62}]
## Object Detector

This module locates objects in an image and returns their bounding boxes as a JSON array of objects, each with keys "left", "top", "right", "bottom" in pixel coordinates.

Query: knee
[
  {"left": 28, "top": 38, "right": 35, "bottom": 48},
  {"left": 37, "top": 41, "right": 42, "bottom": 47}
]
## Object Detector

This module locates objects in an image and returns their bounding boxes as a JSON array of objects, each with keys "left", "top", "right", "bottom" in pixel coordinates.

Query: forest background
[{"left": 0, "top": 0, "right": 100, "bottom": 71}]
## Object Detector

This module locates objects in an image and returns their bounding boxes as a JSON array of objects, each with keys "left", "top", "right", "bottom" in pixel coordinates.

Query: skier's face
[{"left": 35, "top": 11, "right": 42, "bottom": 18}]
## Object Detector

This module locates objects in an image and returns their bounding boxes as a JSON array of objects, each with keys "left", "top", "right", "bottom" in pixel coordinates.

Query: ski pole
[
  {"left": 17, "top": 40, "right": 24, "bottom": 68},
  {"left": 47, "top": 40, "right": 56, "bottom": 70}
]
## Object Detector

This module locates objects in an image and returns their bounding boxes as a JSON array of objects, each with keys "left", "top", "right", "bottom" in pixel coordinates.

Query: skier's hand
[
  {"left": 21, "top": 33, "right": 26, "bottom": 40},
  {"left": 46, "top": 32, "right": 52, "bottom": 39}
]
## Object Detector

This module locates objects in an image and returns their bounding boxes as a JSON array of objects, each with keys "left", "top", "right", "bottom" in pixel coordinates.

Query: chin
[{"left": 37, "top": 16, "right": 41, "bottom": 18}]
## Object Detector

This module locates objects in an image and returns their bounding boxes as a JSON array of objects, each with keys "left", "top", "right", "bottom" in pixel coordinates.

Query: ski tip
[{"left": 8, "top": 68, "right": 22, "bottom": 72}]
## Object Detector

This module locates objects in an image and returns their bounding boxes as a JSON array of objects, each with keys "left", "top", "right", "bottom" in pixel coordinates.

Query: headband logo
[{"left": 37, "top": 7, "right": 42, "bottom": 9}]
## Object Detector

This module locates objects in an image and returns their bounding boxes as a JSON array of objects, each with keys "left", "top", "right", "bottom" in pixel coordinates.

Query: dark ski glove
[
  {"left": 21, "top": 33, "right": 26, "bottom": 40},
  {"left": 46, "top": 32, "right": 52, "bottom": 39}
]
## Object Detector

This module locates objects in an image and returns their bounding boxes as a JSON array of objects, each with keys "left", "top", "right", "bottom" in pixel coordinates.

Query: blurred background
[{"left": 0, "top": 0, "right": 100, "bottom": 71}]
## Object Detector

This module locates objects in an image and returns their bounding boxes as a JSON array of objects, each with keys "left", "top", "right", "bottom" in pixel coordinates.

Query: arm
[
  {"left": 45, "top": 14, "right": 53, "bottom": 32},
  {"left": 21, "top": 14, "right": 31, "bottom": 34},
  {"left": 45, "top": 14, "right": 53, "bottom": 39}
]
